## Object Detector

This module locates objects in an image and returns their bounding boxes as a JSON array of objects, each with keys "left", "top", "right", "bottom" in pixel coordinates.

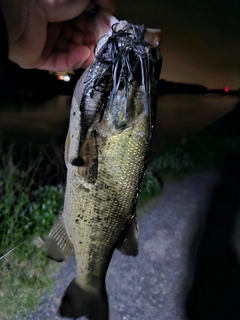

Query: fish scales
[
  {"left": 46, "top": 12, "right": 162, "bottom": 320},
  {"left": 67, "top": 103, "right": 149, "bottom": 279}
]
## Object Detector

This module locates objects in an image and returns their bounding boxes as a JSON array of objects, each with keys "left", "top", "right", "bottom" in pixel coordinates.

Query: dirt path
[{"left": 22, "top": 168, "right": 220, "bottom": 320}]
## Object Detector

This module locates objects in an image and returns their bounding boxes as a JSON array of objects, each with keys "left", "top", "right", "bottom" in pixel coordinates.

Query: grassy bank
[
  {"left": 139, "top": 134, "right": 240, "bottom": 206},
  {"left": 0, "top": 144, "right": 64, "bottom": 319}
]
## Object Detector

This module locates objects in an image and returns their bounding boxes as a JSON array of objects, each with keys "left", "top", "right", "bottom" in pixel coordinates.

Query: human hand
[{"left": 0, "top": 0, "right": 114, "bottom": 71}]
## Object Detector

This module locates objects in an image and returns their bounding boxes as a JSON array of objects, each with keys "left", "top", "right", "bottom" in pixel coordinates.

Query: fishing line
[{"left": 0, "top": 235, "right": 36, "bottom": 261}]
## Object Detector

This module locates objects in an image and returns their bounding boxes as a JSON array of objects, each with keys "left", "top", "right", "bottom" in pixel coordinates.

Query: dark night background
[
  {"left": 1, "top": 1, "right": 240, "bottom": 319},
  {"left": 1, "top": 0, "right": 240, "bottom": 145},
  {"left": 1, "top": 0, "right": 240, "bottom": 98},
  {"left": 116, "top": 0, "right": 240, "bottom": 90}
]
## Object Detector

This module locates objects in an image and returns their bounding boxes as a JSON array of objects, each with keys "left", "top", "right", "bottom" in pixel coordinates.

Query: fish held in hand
[{"left": 46, "top": 13, "right": 162, "bottom": 320}]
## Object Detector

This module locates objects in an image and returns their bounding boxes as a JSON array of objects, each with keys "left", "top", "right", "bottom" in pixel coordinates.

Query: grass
[
  {"left": 0, "top": 143, "right": 64, "bottom": 319},
  {"left": 138, "top": 134, "right": 240, "bottom": 206},
  {"left": 0, "top": 243, "right": 59, "bottom": 320},
  {"left": 0, "top": 144, "right": 64, "bottom": 256},
  {"left": 0, "top": 133, "right": 239, "bottom": 318}
]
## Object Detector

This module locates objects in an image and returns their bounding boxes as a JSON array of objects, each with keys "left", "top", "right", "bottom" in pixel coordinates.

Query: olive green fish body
[
  {"left": 46, "top": 17, "right": 162, "bottom": 320},
  {"left": 66, "top": 83, "right": 151, "bottom": 286}
]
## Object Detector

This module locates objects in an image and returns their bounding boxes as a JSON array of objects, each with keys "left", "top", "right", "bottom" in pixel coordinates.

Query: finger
[
  {"left": 73, "top": 8, "right": 114, "bottom": 35},
  {"left": 57, "top": 33, "right": 96, "bottom": 51},
  {"left": 58, "top": 24, "right": 96, "bottom": 52},
  {"left": 92, "top": 0, "right": 115, "bottom": 13},
  {"left": 73, "top": 11, "right": 96, "bottom": 33},
  {"left": 39, "top": 45, "right": 94, "bottom": 71},
  {"left": 72, "top": 30, "right": 96, "bottom": 46},
  {"left": 74, "top": 9, "right": 114, "bottom": 45},
  {"left": 61, "top": 22, "right": 94, "bottom": 44},
  {"left": 44, "top": 0, "right": 91, "bottom": 22},
  {"left": 81, "top": 44, "right": 95, "bottom": 68}
]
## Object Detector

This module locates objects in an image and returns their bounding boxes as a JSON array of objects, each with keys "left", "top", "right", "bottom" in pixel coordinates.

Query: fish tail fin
[{"left": 58, "top": 278, "right": 109, "bottom": 320}]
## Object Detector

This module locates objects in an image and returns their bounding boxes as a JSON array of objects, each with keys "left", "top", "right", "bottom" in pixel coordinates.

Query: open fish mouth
[{"left": 71, "top": 20, "right": 162, "bottom": 166}]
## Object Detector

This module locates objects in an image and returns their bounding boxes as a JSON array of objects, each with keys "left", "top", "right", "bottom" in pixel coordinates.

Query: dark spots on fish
[
  {"left": 79, "top": 241, "right": 82, "bottom": 244},
  {"left": 77, "top": 213, "right": 84, "bottom": 220},
  {"left": 75, "top": 219, "right": 79, "bottom": 223},
  {"left": 73, "top": 111, "right": 76, "bottom": 115},
  {"left": 71, "top": 157, "right": 84, "bottom": 166},
  {"left": 97, "top": 183, "right": 109, "bottom": 190}
]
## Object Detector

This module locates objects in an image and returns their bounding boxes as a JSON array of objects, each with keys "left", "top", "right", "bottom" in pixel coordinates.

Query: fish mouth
[
  {"left": 96, "top": 23, "right": 161, "bottom": 93},
  {"left": 90, "top": 22, "right": 162, "bottom": 123},
  {"left": 93, "top": 23, "right": 161, "bottom": 131},
  {"left": 70, "top": 21, "right": 161, "bottom": 167}
]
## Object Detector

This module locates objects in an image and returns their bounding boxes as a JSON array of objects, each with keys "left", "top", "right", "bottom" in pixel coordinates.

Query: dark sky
[{"left": 115, "top": 0, "right": 240, "bottom": 89}]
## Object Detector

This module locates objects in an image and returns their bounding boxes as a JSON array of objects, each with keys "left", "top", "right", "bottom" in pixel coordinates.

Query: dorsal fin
[{"left": 45, "top": 213, "right": 73, "bottom": 262}]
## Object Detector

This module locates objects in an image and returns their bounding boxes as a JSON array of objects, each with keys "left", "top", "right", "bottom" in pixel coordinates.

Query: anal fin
[
  {"left": 117, "top": 217, "right": 139, "bottom": 257},
  {"left": 45, "top": 212, "right": 73, "bottom": 262}
]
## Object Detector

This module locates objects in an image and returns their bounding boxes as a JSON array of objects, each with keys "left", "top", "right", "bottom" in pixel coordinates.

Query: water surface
[{"left": 0, "top": 93, "right": 238, "bottom": 150}]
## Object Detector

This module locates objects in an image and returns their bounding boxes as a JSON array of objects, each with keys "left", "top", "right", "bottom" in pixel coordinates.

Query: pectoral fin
[
  {"left": 45, "top": 213, "right": 73, "bottom": 262},
  {"left": 117, "top": 217, "right": 139, "bottom": 257}
]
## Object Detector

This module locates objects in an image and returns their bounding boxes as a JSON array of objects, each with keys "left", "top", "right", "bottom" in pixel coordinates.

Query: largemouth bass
[{"left": 46, "top": 12, "right": 162, "bottom": 320}]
